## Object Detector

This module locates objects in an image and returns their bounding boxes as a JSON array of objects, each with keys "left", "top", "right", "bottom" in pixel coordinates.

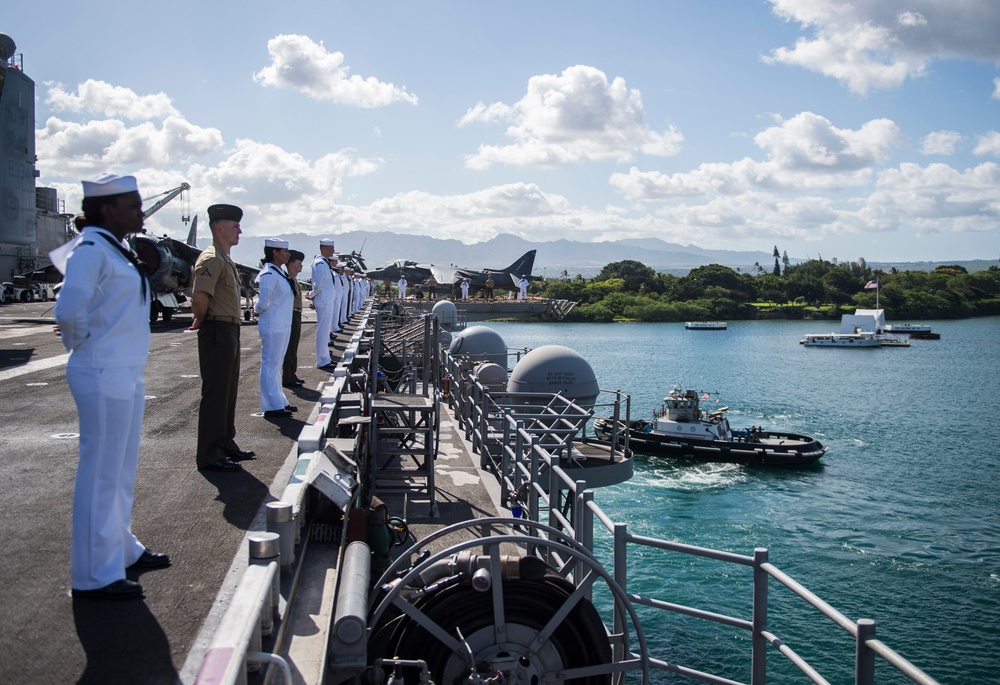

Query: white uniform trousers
[
  {"left": 67, "top": 365, "right": 147, "bottom": 590},
  {"left": 259, "top": 320, "right": 291, "bottom": 411},
  {"left": 340, "top": 282, "right": 350, "bottom": 324},
  {"left": 314, "top": 297, "right": 335, "bottom": 367}
]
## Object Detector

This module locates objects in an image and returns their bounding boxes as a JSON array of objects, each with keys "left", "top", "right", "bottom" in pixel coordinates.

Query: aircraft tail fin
[
  {"left": 504, "top": 250, "right": 536, "bottom": 277},
  {"left": 185, "top": 215, "right": 198, "bottom": 247}
]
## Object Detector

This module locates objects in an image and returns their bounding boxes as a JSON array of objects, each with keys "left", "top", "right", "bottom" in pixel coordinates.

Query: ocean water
[{"left": 486, "top": 318, "right": 1000, "bottom": 684}]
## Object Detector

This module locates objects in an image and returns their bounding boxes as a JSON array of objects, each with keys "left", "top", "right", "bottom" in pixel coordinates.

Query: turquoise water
[{"left": 486, "top": 318, "right": 1000, "bottom": 684}]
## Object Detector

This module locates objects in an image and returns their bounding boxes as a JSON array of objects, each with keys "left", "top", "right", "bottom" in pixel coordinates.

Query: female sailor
[{"left": 254, "top": 239, "right": 296, "bottom": 417}]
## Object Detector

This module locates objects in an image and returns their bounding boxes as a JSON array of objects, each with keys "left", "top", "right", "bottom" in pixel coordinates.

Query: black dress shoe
[
  {"left": 264, "top": 408, "right": 293, "bottom": 417},
  {"left": 200, "top": 457, "right": 241, "bottom": 472},
  {"left": 285, "top": 405, "right": 298, "bottom": 412},
  {"left": 318, "top": 363, "right": 338, "bottom": 371},
  {"left": 226, "top": 449, "right": 256, "bottom": 461},
  {"left": 72, "top": 579, "right": 144, "bottom": 600},
  {"left": 293, "top": 378, "right": 305, "bottom": 386},
  {"left": 128, "top": 549, "right": 171, "bottom": 570}
]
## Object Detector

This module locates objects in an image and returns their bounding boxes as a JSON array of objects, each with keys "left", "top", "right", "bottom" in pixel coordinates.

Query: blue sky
[{"left": 8, "top": 0, "right": 1000, "bottom": 264}]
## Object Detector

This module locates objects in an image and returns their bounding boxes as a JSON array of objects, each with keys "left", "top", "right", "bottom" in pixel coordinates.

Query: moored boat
[
  {"left": 799, "top": 331, "right": 881, "bottom": 347},
  {"left": 593, "top": 386, "right": 826, "bottom": 467},
  {"left": 879, "top": 335, "right": 910, "bottom": 347},
  {"left": 885, "top": 323, "right": 932, "bottom": 332},
  {"left": 685, "top": 321, "right": 727, "bottom": 329}
]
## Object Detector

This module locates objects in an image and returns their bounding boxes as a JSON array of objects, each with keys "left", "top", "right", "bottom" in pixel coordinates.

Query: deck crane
[
  {"left": 142, "top": 182, "right": 191, "bottom": 223},
  {"left": 132, "top": 182, "right": 194, "bottom": 322}
]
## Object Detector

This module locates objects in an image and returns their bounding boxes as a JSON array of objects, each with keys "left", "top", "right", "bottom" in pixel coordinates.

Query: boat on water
[
  {"left": 885, "top": 323, "right": 932, "bottom": 332},
  {"left": 879, "top": 335, "right": 911, "bottom": 347},
  {"left": 909, "top": 330, "right": 941, "bottom": 340},
  {"left": 685, "top": 320, "right": 727, "bottom": 329},
  {"left": 593, "top": 386, "right": 826, "bottom": 466},
  {"left": 799, "top": 331, "right": 882, "bottom": 347}
]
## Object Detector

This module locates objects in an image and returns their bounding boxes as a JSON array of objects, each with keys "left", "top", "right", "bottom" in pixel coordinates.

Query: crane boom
[{"left": 143, "top": 182, "right": 191, "bottom": 220}]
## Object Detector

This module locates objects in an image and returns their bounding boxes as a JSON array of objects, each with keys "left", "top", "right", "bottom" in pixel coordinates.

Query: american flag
[{"left": 864, "top": 279, "right": 879, "bottom": 290}]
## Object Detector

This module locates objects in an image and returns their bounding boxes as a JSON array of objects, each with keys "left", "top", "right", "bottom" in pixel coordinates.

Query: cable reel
[{"left": 367, "top": 517, "right": 650, "bottom": 685}]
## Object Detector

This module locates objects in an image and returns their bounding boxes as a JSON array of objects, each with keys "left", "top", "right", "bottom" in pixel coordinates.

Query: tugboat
[{"left": 593, "top": 386, "right": 826, "bottom": 467}]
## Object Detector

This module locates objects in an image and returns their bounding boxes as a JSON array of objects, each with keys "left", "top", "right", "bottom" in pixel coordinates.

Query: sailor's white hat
[
  {"left": 320, "top": 238, "right": 336, "bottom": 247},
  {"left": 264, "top": 238, "right": 289, "bottom": 249},
  {"left": 82, "top": 173, "right": 138, "bottom": 198}
]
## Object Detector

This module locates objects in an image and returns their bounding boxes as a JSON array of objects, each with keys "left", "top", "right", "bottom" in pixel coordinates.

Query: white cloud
[
  {"left": 36, "top": 115, "right": 224, "bottom": 176},
  {"left": 253, "top": 34, "right": 418, "bottom": 107},
  {"left": 764, "top": 0, "right": 1000, "bottom": 93},
  {"left": 45, "top": 80, "right": 179, "bottom": 119},
  {"left": 188, "top": 139, "right": 382, "bottom": 211},
  {"left": 866, "top": 162, "right": 1000, "bottom": 233},
  {"left": 973, "top": 131, "right": 1000, "bottom": 156},
  {"left": 461, "top": 65, "right": 683, "bottom": 169},
  {"left": 921, "top": 131, "right": 962, "bottom": 155},
  {"left": 993, "top": 77, "right": 1000, "bottom": 100},
  {"left": 610, "top": 112, "right": 902, "bottom": 199}
]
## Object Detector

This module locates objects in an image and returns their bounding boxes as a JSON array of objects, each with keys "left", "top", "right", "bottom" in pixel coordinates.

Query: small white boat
[
  {"left": 879, "top": 335, "right": 910, "bottom": 347},
  {"left": 799, "top": 332, "right": 881, "bottom": 347},
  {"left": 884, "top": 323, "right": 932, "bottom": 333},
  {"left": 685, "top": 321, "right": 727, "bottom": 330}
]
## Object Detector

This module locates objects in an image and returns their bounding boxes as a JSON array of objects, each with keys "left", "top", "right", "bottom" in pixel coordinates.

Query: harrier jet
[{"left": 366, "top": 250, "right": 537, "bottom": 291}]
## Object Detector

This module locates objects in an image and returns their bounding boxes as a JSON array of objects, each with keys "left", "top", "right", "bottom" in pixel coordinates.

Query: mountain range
[{"left": 222, "top": 230, "right": 992, "bottom": 278}]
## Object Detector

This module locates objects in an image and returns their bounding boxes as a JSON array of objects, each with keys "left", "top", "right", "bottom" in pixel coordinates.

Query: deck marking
[
  {"left": 0, "top": 327, "right": 43, "bottom": 340},
  {"left": 0, "top": 353, "right": 69, "bottom": 382}
]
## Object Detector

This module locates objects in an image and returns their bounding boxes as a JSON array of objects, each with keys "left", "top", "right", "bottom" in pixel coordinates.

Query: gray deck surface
[{"left": 0, "top": 301, "right": 363, "bottom": 684}]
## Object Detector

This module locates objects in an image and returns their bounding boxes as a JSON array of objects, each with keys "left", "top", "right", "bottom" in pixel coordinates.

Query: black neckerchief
[
  {"left": 264, "top": 263, "right": 296, "bottom": 294},
  {"left": 95, "top": 231, "right": 148, "bottom": 301},
  {"left": 279, "top": 266, "right": 296, "bottom": 294}
]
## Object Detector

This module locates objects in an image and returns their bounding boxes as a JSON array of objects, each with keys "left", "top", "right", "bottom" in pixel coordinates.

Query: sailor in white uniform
[
  {"left": 341, "top": 268, "right": 350, "bottom": 317},
  {"left": 307, "top": 239, "right": 337, "bottom": 369},
  {"left": 460, "top": 279, "right": 470, "bottom": 301},
  {"left": 54, "top": 173, "right": 169, "bottom": 601},
  {"left": 330, "top": 255, "right": 345, "bottom": 333},
  {"left": 518, "top": 275, "right": 529, "bottom": 301},
  {"left": 397, "top": 276, "right": 408, "bottom": 299},
  {"left": 254, "top": 238, "right": 295, "bottom": 416}
]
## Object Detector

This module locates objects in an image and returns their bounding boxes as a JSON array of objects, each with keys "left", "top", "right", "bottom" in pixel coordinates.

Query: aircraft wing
[{"left": 430, "top": 265, "right": 461, "bottom": 284}]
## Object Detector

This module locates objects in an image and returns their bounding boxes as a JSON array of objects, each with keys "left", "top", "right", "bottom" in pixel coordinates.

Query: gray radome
[
  {"left": 474, "top": 362, "right": 508, "bottom": 392},
  {"left": 431, "top": 299, "right": 458, "bottom": 329},
  {"left": 507, "top": 345, "right": 599, "bottom": 408},
  {"left": 448, "top": 326, "right": 506, "bottom": 366}
]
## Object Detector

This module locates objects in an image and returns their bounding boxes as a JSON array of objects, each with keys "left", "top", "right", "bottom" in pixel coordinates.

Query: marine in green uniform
[
  {"left": 189, "top": 204, "right": 253, "bottom": 472},
  {"left": 282, "top": 249, "right": 305, "bottom": 388}
]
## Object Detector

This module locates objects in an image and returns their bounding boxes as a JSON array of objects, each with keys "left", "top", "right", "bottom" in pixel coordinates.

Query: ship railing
[{"left": 444, "top": 356, "right": 941, "bottom": 685}]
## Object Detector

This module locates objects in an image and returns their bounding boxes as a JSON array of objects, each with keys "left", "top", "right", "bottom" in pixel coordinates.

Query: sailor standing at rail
[
  {"left": 190, "top": 203, "right": 255, "bottom": 472},
  {"left": 307, "top": 239, "right": 337, "bottom": 370},
  {"left": 254, "top": 239, "right": 296, "bottom": 417},
  {"left": 397, "top": 275, "right": 408, "bottom": 299},
  {"left": 338, "top": 264, "right": 351, "bottom": 327},
  {"left": 54, "top": 173, "right": 170, "bottom": 600},
  {"left": 518, "top": 275, "right": 529, "bottom": 301},
  {"left": 282, "top": 249, "right": 306, "bottom": 388},
  {"left": 330, "top": 254, "right": 345, "bottom": 335}
]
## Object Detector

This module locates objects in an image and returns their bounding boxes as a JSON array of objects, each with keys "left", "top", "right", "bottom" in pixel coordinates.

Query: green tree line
[{"left": 539, "top": 258, "right": 1000, "bottom": 323}]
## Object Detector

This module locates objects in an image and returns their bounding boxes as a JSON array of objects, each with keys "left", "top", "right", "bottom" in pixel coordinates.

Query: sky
[{"left": 7, "top": 0, "right": 1000, "bottom": 264}]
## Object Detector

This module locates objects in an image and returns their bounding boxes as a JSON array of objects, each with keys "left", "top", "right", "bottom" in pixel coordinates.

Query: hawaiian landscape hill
[{"left": 224, "top": 230, "right": 992, "bottom": 278}]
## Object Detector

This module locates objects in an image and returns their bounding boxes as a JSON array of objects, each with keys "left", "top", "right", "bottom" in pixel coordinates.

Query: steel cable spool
[{"left": 367, "top": 517, "right": 650, "bottom": 685}]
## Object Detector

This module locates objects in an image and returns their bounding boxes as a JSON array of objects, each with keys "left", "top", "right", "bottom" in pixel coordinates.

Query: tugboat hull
[{"left": 594, "top": 419, "right": 825, "bottom": 467}]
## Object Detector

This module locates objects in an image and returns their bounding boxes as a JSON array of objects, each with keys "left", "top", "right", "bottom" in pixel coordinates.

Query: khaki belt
[{"left": 205, "top": 314, "right": 241, "bottom": 323}]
